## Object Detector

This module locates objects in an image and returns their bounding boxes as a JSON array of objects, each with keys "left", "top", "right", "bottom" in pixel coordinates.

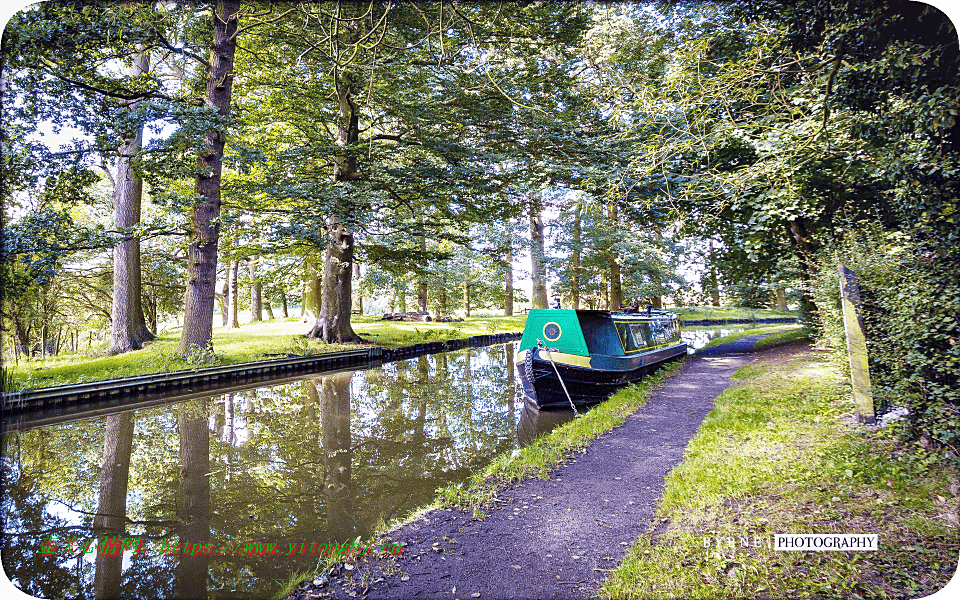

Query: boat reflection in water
[{"left": 517, "top": 397, "right": 576, "bottom": 448}]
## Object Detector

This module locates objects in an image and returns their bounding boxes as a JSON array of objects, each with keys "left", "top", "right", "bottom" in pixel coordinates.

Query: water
[
  {"left": 1, "top": 325, "right": 763, "bottom": 600},
  {"left": 681, "top": 324, "right": 762, "bottom": 349},
  {"left": 1, "top": 345, "right": 526, "bottom": 600}
]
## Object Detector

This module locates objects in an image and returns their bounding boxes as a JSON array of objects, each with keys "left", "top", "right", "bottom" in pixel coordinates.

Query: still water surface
[{"left": 1, "top": 326, "right": 757, "bottom": 599}]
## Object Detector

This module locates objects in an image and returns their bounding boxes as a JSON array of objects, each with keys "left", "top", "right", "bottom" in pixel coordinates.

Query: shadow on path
[{"left": 301, "top": 336, "right": 768, "bottom": 600}]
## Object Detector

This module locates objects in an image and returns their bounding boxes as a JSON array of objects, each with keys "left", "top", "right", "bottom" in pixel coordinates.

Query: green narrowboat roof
[{"left": 518, "top": 309, "right": 680, "bottom": 356}]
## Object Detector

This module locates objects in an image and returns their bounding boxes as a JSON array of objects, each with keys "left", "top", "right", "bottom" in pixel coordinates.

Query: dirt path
[{"left": 294, "top": 336, "right": 771, "bottom": 600}]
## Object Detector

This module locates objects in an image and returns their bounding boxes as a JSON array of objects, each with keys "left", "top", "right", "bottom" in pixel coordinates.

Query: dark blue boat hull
[{"left": 518, "top": 343, "right": 687, "bottom": 410}]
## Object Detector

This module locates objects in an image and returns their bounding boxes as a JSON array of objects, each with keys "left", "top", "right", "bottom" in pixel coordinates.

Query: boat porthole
[{"left": 543, "top": 322, "right": 562, "bottom": 342}]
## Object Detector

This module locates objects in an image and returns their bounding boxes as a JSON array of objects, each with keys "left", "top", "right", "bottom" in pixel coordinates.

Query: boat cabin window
[
  {"left": 615, "top": 322, "right": 643, "bottom": 352},
  {"left": 579, "top": 312, "right": 627, "bottom": 355},
  {"left": 648, "top": 321, "right": 670, "bottom": 345},
  {"left": 630, "top": 323, "right": 652, "bottom": 347},
  {"left": 615, "top": 318, "right": 681, "bottom": 352}
]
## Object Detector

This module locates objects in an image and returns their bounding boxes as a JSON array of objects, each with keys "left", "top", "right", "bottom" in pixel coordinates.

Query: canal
[{"left": 0, "top": 325, "right": 766, "bottom": 599}]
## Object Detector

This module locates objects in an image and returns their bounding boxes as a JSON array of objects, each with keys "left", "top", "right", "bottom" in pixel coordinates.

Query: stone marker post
[{"left": 838, "top": 262, "right": 875, "bottom": 424}]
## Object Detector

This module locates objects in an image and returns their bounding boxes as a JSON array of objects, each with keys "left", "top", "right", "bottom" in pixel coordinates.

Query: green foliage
[
  {"left": 811, "top": 227, "right": 960, "bottom": 458},
  {"left": 602, "top": 350, "right": 958, "bottom": 599}
]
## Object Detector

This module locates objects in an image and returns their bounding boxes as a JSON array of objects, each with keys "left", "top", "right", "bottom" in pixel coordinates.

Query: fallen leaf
[
  {"left": 471, "top": 594, "right": 481, "bottom": 598},
  {"left": 401, "top": 575, "right": 410, "bottom": 582}
]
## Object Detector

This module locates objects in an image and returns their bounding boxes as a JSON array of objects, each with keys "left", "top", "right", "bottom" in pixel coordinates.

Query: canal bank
[
  {"left": 293, "top": 336, "right": 958, "bottom": 600},
  {"left": 289, "top": 334, "right": 770, "bottom": 600},
  {"left": 0, "top": 332, "right": 521, "bottom": 425}
]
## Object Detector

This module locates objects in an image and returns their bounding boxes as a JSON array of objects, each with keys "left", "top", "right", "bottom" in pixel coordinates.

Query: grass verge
[
  {"left": 6, "top": 315, "right": 525, "bottom": 390},
  {"left": 601, "top": 346, "right": 959, "bottom": 599},
  {"left": 754, "top": 326, "right": 811, "bottom": 349}
]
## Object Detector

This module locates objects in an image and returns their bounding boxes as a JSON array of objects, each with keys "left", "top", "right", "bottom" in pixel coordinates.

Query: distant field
[{"left": 672, "top": 306, "right": 798, "bottom": 321}]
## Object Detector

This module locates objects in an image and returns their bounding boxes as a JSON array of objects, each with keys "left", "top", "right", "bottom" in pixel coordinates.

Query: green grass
[
  {"left": 701, "top": 324, "right": 801, "bottom": 349},
  {"left": 754, "top": 326, "right": 812, "bottom": 348},
  {"left": 351, "top": 314, "right": 525, "bottom": 347},
  {"left": 673, "top": 306, "right": 798, "bottom": 322},
  {"left": 601, "top": 348, "right": 959, "bottom": 599},
  {"left": 435, "top": 358, "right": 688, "bottom": 513},
  {"left": 6, "top": 315, "right": 526, "bottom": 390}
]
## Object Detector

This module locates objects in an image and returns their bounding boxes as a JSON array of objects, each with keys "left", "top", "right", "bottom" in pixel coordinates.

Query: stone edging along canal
[{"left": 0, "top": 332, "right": 523, "bottom": 420}]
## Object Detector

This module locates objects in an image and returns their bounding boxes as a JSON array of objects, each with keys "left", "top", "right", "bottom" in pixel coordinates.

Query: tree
[
  {"left": 177, "top": 0, "right": 240, "bottom": 356},
  {"left": 109, "top": 50, "right": 154, "bottom": 354}
]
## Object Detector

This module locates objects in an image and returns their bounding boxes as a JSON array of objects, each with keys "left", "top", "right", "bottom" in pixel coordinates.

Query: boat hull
[{"left": 517, "top": 343, "right": 687, "bottom": 410}]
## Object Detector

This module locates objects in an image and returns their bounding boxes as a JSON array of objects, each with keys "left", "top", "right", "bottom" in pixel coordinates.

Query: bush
[{"left": 811, "top": 225, "right": 960, "bottom": 459}]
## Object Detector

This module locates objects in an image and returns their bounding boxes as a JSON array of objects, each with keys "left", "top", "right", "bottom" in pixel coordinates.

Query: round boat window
[{"left": 543, "top": 322, "right": 562, "bottom": 342}]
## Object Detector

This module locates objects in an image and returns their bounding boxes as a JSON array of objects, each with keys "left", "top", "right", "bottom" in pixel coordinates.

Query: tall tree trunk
[
  {"left": 708, "top": 240, "right": 721, "bottom": 306},
  {"left": 787, "top": 219, "right": 819, "bottom": 318},
  {"left": 464, "top": 281, "right": 471, "bottom": 317},
  {"left": 177, "top": 0, "right": 240, "bottom": 357},
  {"left": 304, "top": 254, "right": 321, "bottom": 321},
  {"left": 529, "top": 200, "right": 548, "bottom": 309},
  {"left": 264, "top": 298, "right": 275, "bottom": 320},
  {"left": 418, "top": 235, "right": 428, "bottom": 312},
  {"left": 173, "top": 400, "right": 210, "bottom": 600},
  {"left": 600, "top": 271, "right": 608, "bottom": 310},
  {"left": 280, "top": 291, "right": 289, "bottom": 318},
  {"left": 353, "top": 262, "right": 362, "bottom": 316},
  {"left": 504, "top": 229, "right": 514, "bottom": 316},
  {"left": 776, "top": 286, "right": 788, "bottom": 311},
  {"left": 218, "top": 277, "right": 228, "bottom": 327},
  {"left": 110, "top": 50, "right": 153, "bottom": 355},
  {"left": 608, "top": 196, "right": 622, "bottom": 309},
  {"left": 306, "top": 219, "right": 360, "bottom": 342},
  {"left": 227, "top": 260, "right": 239, "bottom": 328},
  {"left": 307, "top": 58, "right": 361, "bottom": 342},
  {"left": 248, "top": 256, "right": 262, "bottom": 322},
  {"left": 571, "top": 204, "right": 581, "bottom": 310},
  {"left": 93, "top": 413, "right": 134, "bottom": 600}
]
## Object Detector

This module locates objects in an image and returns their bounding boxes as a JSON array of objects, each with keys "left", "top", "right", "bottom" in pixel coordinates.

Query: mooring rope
[{"left": 538, "top": 338, "right": 579, "bottom": 416}]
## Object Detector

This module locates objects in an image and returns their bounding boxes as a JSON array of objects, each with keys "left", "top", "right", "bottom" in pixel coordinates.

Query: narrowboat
[{"left": 516, "top": 308, "right": 687, "bottom": 410}]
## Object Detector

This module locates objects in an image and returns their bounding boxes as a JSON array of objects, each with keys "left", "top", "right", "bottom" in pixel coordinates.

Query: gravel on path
[{"left": 294, "top": 336, "right": 770, "bottom": 600}]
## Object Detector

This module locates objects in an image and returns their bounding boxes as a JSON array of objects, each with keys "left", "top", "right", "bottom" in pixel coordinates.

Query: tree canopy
[{"left": 2, "top": 0, "right": 958, "bottom": 452}]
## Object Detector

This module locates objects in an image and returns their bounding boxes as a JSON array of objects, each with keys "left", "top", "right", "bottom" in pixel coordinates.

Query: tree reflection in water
[{"left": 1, "top": 343, "right": 568, "bottom": 599}]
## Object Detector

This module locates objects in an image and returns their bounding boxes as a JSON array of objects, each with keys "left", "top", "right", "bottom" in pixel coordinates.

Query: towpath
[{"left": 294, "top": 335, "right": 772, "bottom": 600}]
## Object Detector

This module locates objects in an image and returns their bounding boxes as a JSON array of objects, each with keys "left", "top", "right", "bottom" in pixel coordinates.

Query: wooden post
[{"left": 838, "top": 262, "right": 875, "bottom": 424}]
